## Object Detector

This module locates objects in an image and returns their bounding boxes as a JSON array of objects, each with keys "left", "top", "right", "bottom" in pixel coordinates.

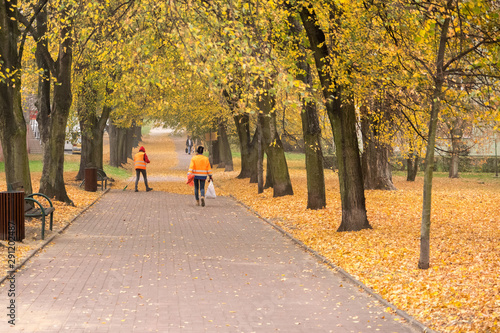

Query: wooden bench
[
  {"left": 79, "top": 168, "right": 109, "bottom": 191},
  {"left": 7, "top": 182, "right": 55, "bottom": 240}
]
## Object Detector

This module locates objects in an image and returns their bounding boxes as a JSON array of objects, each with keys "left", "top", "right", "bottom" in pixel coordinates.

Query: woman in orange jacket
[{"left": 187, "top": 146, "right": 213, "bottom": 206}]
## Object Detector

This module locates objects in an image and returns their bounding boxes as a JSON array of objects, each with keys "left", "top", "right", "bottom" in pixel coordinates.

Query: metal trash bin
[
  {"left": 0, "top": 191, "right": 25, "bottom": 241},
  {"left": 84, "top": 167, "right": 97, "bottom": 192}
]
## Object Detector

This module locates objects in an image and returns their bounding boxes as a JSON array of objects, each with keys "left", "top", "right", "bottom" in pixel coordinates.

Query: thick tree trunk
[
  {"left": 330, "top": 97, "right": 371, "bottom": 231},
  {"left": 76, "top": 78, "right": 97, "bottom": 180},
  {"left": 35, "top": 5, "right": 51, "bottom": 167},
  {"left": 133, "top": 124, "right": 141, "bottom": 148},
  {"left": 118, "top": 128, "right": 128, "bottom": 165},
  {"left": 361, "top": 111, "right": 396, "bottom": 191},
  {"left": 257, "top": 86, "right": 293, "bottom": 197},
  {"left": 210, "top": 139, "right": 221, "bottom": 166},
  {"left": 39, "top": 80, "right": 73, "bottom": 203},
  {"left": 126, "top": 127, "right": 135, "bottom": 160},
  {"left": 108, "top": 122, "right": 131, "bottom": 167},
  {"left": 290, "top": 14, "right": 326, "bottom": 209},
  {"left": 0, "top": 0, "right": 32, "bottom": 194},
  {"left": 299, "top": 5, "right": 370, "bottom": 230},
  {"left": 38, "top": 10, "right": 73, "bottom": 204},
  {"left": 234, "top": 113, "right": 255, "bottom": 178},
  {"left": 109, "top": 121, "right": 120, "bottom": 167},
  {"left": 217, "top": 119, "right": 233, "bottom": 172},
  {"left": 301, "top": 101, "right": 326, "bottom": 209},
  {"left": 76, "top": 105, "right": 111, "bottom": 180}
]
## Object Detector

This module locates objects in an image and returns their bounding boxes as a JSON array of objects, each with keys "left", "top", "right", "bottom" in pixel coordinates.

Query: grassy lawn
[
  {"left": 0, "top": 155, "right": 132, "bottom": 181},
  {"left": 392, "top": 170, "right": 500, "bottom": 182}
]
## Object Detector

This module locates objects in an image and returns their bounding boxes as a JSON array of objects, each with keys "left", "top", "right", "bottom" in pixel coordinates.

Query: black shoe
[
  {"left": 146, "top": 187, "right": 153, "bottom": 192},
  {"left": 201, "top": 196, "right": 205, "bottom": 207},
  {"left": 135, "top": 189, "right": 138, "bottom": 192}
]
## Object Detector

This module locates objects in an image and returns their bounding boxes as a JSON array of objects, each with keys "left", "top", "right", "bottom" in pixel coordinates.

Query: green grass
[
  {"left": 0, "top": 160, "right": 131, "bottom": 180},
  {"left": 102, "top": 165, "right": 132, "bottom": 180},
  {"left": 285, "top": 152, "right": 305, "bottom": 161},
  {"left": 230, "top": 150, "right": 306, "bottom": 160},
  {"left": 0, "top": 161, "right": 79, "bottom": 173}
]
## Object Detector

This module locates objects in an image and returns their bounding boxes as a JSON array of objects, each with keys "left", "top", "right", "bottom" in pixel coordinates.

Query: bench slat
[{"left": 26, "top": 207, "right": 55, "bottom": 216}]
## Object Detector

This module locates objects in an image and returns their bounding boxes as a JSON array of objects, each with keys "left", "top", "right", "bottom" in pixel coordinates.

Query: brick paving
[{"left": 0, "top": 188, "right": 421, "bottom": 332}]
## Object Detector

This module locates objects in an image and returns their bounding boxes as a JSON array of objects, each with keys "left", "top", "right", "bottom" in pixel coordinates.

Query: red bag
[{"left": 186, "top": 174, "right": 195, "bottom": 187}]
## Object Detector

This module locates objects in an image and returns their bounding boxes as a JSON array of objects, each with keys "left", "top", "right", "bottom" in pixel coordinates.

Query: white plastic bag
[{"left": 205, "top": 180, "right": 216, "bottom": 199}]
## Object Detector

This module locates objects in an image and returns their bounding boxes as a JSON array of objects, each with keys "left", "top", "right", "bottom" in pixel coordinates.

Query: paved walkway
[{"left": 0, "top": 133, "right": 422, "bottom": 332}]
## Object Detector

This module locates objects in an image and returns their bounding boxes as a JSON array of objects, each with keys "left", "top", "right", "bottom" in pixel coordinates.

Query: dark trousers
[
  {"left": 194, "top": 179, "right": 206, "bottom": 200},
  {"left": 135, "top": 169, "right": 149, "bottom": 190}
]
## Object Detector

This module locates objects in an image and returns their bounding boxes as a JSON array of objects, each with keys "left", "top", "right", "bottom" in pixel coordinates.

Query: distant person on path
[
  {"left": 186, "top": 136, "right": 193, "bottom": 154},
  {"left": 188, "top": 146, "right": 213, "bottom": 206},
  {"left": 134, "top": 146, "right": 153, "bottom": 192}
]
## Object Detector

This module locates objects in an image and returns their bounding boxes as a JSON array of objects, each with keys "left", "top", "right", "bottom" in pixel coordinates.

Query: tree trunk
[
  {"left": 419, "top": 96, "right": 441, "bottom": 269},
  {"left": 210, "top": 138, "right": 221, "bottom": 166},
  {"left": 132, "top": 123, "right": 141, "bottom": 148},
  {"left": 218, "top": 119, "right": 233, "bottom": 172},
  {"left": 35, "top": 4, "right": 51, "bottom": 176},
  {"left": 38, "top": 8, "right": 73, "bottom": 204},
  {"left": 76, "top": 104, "right": 111, "bottom": 180},
  {"left": 330, "top": 97, "right": 371, "bottom": 231},
  {"left": 419, "top": 11, "right": 451, "bottom": 270},
  {"left": 449, "top": 152, "right": 459, "bottom": 178},
  {"left": 109, "top": 121, "right": 120, "bottom": 167},
  {"left": 290, "top": 14, "right": 326, "bottom": 209},
  {"left": 257, "top": 85, "right": 293, "bottom": 197},
  {"left": 234, "top": 113, "right": 255, "bottom": 178},
  {"left": 0, "top": 0, "right": 32, "bottom": 194},
  {"left": 264, "top": 151, "right": 273, "bottom": 189},
  {"left": 361, "top": 107, "right": 397, "bottom": 191},
  {"left": 257, "top": 116, "right": 264, "bottom": 194},
  {"left": 299, "top": 5, "right": 370, "bottom": 230},
  {"left": 301, "top": 100, "right": 326, "bottom": 209},
  {"left": 448, "top": 127, "right": 462, "bottom": 178},
  {"left": 407, "top": 154, "right": 419, "bottom": 181},
  {"left": 108, "top": 122, "right": 130, "bottom": 167},
  {"left": 126, "top": 126, "right": 135, "bottom": 160},
  {"left": 118, "top": 127, "right": 128, "bottom": 165},
  {"left": 249, "top": 128, "right": 259, "bottom": 183}
]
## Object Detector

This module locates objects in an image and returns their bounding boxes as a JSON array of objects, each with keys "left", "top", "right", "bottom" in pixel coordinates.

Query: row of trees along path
[{"left": 1, "top": 1, "right": 499, "bottom": 278}]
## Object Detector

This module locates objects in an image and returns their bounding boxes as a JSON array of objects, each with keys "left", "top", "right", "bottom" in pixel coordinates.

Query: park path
[{"left": 0, "top": 131, "right": 421, "bottom": 332}]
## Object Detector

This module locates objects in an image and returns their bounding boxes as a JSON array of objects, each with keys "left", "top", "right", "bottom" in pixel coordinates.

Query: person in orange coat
[
  {"left": 134, "top": 146, "right": 153, "bottom": 192},
  {"left": 187, "top": 146, "right": 213, "bottom": 206}
]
